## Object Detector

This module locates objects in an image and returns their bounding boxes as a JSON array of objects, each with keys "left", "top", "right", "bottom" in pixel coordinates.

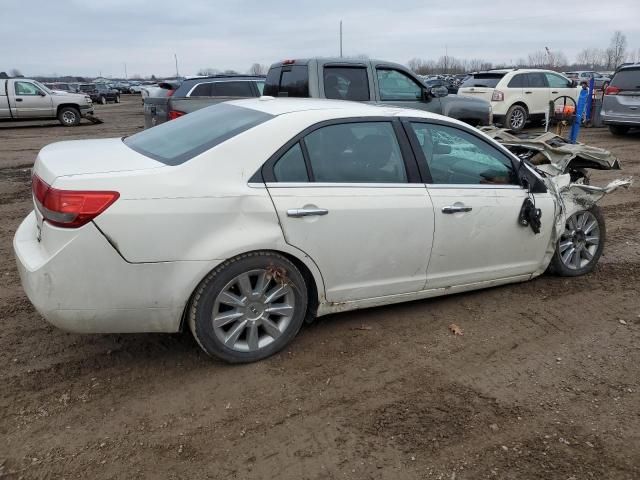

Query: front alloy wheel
[
  {"left": 549, "top": 207, "right": 605, "bottom": 276},
  {"left": 189, "top": 252, "right": 308, "bottom": 363}
]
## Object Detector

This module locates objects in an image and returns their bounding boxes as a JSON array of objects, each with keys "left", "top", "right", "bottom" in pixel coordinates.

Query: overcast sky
[{"left": 1, "top": 0, "right": 639, "bottom": 78}]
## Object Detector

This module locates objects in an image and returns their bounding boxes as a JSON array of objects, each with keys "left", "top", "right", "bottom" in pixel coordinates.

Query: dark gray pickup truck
[
  {"left": 263, "top": 58, "right": 492, "bottom": 126},
  {"left": 143, "top": 75, "right": 264, "bottom": 128}
]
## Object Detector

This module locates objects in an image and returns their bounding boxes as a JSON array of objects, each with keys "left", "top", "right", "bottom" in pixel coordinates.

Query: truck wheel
[
  {"left": 115, "top": 95, "right": 120, "bottom": 104},
  {"left": 505, "top": 105, "right": 528, "bottom": 131},
  {"left": 99, "top": 96, "right": 107, "bottom": 105},
  {"left": 609, "top": 125, "right": 629, "bottom": 136},
  {"left": 58, "top": 107, "right": 81, "bottom": 127}
]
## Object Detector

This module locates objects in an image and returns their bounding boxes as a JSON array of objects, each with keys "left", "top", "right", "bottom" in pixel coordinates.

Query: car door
[
  {"left": 524, "top": 72, "right": 549, "bottom": 115},
  {"left": 403, "top": 120, "right": 555, "bottom": 289},
  {"left": 13, "top": 81, "right": 54, "bottom": 118},
  {"left": 544, "top": 72, "right": 578, "bottom": 105},
  {"left": 264, "top": 119, "right": 435, "bottom": 302},
  {"left": 374, "top": 67, "right": 440, "bottom": 114}
]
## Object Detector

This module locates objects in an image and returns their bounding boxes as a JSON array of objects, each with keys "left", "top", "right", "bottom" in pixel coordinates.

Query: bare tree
[
  {"left": 197, "top": 68, "right": 220, "bottom": 76},
  {"left": 9, "top": 68, "right": 23, "bottom": 77},
  {"left": 610, "top": 30, "right": 627, "bottom": 68},
  {"left": 248, "top": 63, "right": 268, "bottom": 75},
  {"left": 527, "top": 50, "right": 547, "bottom": 68}
]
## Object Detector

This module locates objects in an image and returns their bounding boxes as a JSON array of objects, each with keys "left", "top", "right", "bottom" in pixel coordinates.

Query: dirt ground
[{"left": 1, "top": 96, "right": 639, "bottom": 480}]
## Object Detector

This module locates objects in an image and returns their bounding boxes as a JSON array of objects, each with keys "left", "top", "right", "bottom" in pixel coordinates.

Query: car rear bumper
[
  {"left": 13, "top": 211, "right": 212, "bottom": 334},
  {"left": 601, "top": 112, "right": 640, "bottom": 126}
]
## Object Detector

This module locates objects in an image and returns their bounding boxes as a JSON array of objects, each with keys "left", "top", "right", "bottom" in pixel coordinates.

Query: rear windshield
[
  {"left": 610, "top": 68, "right": 640, "bottom": 90},
  {"left": 124, "top": 103, "right": 273, "bottom": 165},
  {"left": 461, "top": 73, "right": 505, "bottom": 88},
  {"left": 264, "top": 65, "right": 309, "bottom": 97}
]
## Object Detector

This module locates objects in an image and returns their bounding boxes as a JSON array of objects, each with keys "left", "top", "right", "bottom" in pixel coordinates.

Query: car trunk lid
[{"left": 33, "top": 137, "right": 166, "bottom": 185}]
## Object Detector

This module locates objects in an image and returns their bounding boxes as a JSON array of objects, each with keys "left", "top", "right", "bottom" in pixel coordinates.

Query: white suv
[{"left": 458, "top": 69, "right": 579, "bottom": 131}]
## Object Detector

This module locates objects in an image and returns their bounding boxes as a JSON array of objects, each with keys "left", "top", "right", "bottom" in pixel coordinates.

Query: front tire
[
  {"left": 115, "top": 95, "right": 120, "bottom": 103},
  {"left": 57, "top": 106, "right": 81, "bottom": 126},
  {"left": 189, "top": 252, "right": 308, "bottom": 363},
  {"left": 505, "top": 104, "right": 528, "bottom": 131},
  {"left": 609, "top": 125, "right": 630, "bottom": 136},
  {"left": 548, "top": 206, "right": 605, "bottom": 277},
  {"left": 99, "top": 96, "right": 107, "bottom": 105}
]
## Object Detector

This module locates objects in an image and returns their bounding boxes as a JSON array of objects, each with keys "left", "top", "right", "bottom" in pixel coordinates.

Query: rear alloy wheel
[
  {"left": 57, "top": 107, "right": 81, "bottom": 126},
  {"left": 189, "top": 252, "right": 308, "bottom": 363},
  {"left": 505, "top": 105, "right": 528, "bottom": 131},
  {"left": 99, "top": 96, "right": 107, "bottom": 105},
  {"left": 609, "top": 125, "right": 630, "bottom": 136},
  {"left": 548, "top": 206, "right": 605, "bottom": 277}
]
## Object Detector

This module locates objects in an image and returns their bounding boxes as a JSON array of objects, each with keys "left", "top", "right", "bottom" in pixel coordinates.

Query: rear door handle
[
  {"left": 442, "top": 206, "right": 472, "bottom": 214},
  {"left": 524, "top": 91, "right": 532, "bottom": 94},
  {"left": 287, "top": 208, "right": 329, "bottom": 218},
  {"left": 15, "top": 98, "right": 23, "bottom": 102},
  {"left": 552, "top": 91, "right": 559, "bottom": 94}
]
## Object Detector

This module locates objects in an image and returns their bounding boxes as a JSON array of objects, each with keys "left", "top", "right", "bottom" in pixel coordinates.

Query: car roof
[{"left": 227, "top": 97, "right": 451, "bottom": 122}]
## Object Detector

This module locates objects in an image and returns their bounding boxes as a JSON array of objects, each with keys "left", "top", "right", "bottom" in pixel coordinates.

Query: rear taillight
[
  {"left": 491, "top": 90, "right": 504, "bottom": 101},
  {"left": 605, "top": 86, "right": 620, "bottom": 95},
  {"left": 168, "top": 110, "right": 185, "bottom": 120},
  {"left": 32, "top": 174, "right": 119, "bottom": 228}
]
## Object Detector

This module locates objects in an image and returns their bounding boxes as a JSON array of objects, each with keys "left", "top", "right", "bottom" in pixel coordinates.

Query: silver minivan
[{"left": 601, "top": 65, "right": 640, "bottom": 135}]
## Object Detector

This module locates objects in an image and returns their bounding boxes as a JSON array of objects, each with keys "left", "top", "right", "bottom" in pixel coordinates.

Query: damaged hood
[{"left": 480, "top": 126, "right": 621, "bottom": 176}]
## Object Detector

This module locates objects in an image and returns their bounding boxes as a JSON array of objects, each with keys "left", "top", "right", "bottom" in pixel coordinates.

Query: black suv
[{"left": 79, "top": 83, "right": 121, "bottom": 104}]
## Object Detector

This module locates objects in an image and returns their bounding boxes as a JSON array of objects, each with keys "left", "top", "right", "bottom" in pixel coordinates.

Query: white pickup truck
[{"left": 1, "top": 78, "right": 94, "bottom": 126}]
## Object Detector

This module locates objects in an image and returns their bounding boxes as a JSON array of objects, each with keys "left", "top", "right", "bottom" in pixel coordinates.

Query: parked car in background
[
  {"left": 601, "top": 64, "right": 640, "bottom": 135},
  {"left": 263, "top": 58, "right": 492, "bottom": 126},
  {"left": 143, "top": 75, "right": 264, "bottom": 128},
  {"left": 458, "top": 69, "right": 578, "bottom": 131},
  {"left": 15, "top": 98, "right": 626, "bottom": 363},
  {"left": 79, "top": 83, "right": 120, "bottom": 104},
  {"left": 423, "top": 77, "right": 458, "bottom": 95},
  {"left": 112, "top": 82, "right": 131, "bottom": 93},
  {"left": 129, "top": 84, "right": 144, "bottom": 94},
  {"left": 1, "top": 78, "right": 93, "bottom": 126},
  {"left": 44, "top": 82, "right": 79, "bottom": 94},
  {"left": 564, "top": 71, "right": 609, "bottom": 89}
]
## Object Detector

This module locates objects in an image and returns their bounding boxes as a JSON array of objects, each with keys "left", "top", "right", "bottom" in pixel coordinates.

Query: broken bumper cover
[{"left": 13, "top": 211, "right": 212, "bottom": 334}]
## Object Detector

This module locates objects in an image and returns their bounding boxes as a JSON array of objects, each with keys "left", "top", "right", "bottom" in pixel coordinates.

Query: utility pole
[
  {"left": 124, "top": 63, "right": 128, "bottom": 80},
  {"left": 339, "top": 20, "right": 343, "bottom": 58},
  {"left": 174, "top": 53, "right": 179, "bottom": 78}
]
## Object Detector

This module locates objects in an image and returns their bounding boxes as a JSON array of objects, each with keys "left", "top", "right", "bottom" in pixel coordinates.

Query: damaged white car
[{"left": 13, "top": 99, "right": 631, "bottom": 363}]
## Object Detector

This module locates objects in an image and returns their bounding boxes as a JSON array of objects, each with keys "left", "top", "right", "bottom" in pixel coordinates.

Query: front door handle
[
  {"left": 15, "top": 98, "right": 23, "bottom": 102},
  {"left": 524, "top": 91, "right": 532, "bottom": 94},
  {"left": 442, "top": 206, "right": 472, "bottom": 214},
  {"left": 287, "top": 208, "right": 329, "bottom": 218}
]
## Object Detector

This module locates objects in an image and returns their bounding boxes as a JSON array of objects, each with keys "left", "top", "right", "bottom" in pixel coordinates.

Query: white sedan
[{"left": 14, "top": 98, "right": 616, "bottom": 362}]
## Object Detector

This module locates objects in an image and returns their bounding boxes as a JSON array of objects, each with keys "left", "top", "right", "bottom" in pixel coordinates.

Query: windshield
[
  {"left": 461, "top": 73, "right": 504, "bottom": 88},
  {"left": 124, "top": 103, "right": 274, "bottom": 165}
]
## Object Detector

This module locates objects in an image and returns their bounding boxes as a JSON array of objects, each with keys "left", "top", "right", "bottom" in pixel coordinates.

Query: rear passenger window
[
  {"left": 273, "top": 143, "right": 308, "bottom": 182},
  {"left": 507, "top": 74, "right": 527, "bottom": 88},
  {"left": 190, "top": 83, "right": 211, "bottom": 96},
  {"left": 304, "top": 122, "right": 407, "bottom": 183},
  {"left": 527, "top": 73, "right": 547, "bottom": 88},
  {"left": 610, "top": 68, "right": 640, "bottom": 90},
  {"left": 323, "top": 67, "right": 370, "bottom": 101},
  {"left": 212, "top": 81, "right": 254, "bottom": 97}
]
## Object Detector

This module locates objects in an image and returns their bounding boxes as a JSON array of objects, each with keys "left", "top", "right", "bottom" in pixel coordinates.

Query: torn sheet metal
[
  {"left": 531, "top": 174, "right": 633, "bottom": 276},
  {"left": 480, "top": 126, "right": 621, "bottom": 176}
]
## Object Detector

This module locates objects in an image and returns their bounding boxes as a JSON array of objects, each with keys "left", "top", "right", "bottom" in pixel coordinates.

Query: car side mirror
[
  {"left": 569, "top": 79, "right": 577, "bottom": 88},
  {"left": 38, "top": 91, "right": 46, "bottom": 96},
  {"left": 430, "top": 86, "right": 449, "bottom": 98}
]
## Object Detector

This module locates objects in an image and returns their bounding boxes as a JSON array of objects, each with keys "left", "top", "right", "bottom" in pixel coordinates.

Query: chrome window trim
[{"left": 186, "top": 79, "right": 255, "bottom": 97}]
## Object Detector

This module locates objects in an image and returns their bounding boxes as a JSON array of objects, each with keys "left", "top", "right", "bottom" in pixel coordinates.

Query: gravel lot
[{"left": 1, "top": 96, "right": 639, "bottom": 479}]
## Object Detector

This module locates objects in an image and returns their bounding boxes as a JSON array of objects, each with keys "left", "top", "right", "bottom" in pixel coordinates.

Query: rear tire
[
  {"left": 115, "top": 95, "right": 120, "bottom": 103},
  {"left": 548, "top": 206, "right": 605, "bottom": 277},
  {"left": 57, "top": 106, "right": 81, "bottom": 127},
  {"left": 609, "top": 125, "right": 630, "bottom": 136},
  {"left": 99, "top": 96, "right": 107, "bottom": 105},
  {"left": 188, "top": 252, "right": 308, "bottom": 363},
  {"left": 505, "top": 104, "right": 528, "bottom": 131}
]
